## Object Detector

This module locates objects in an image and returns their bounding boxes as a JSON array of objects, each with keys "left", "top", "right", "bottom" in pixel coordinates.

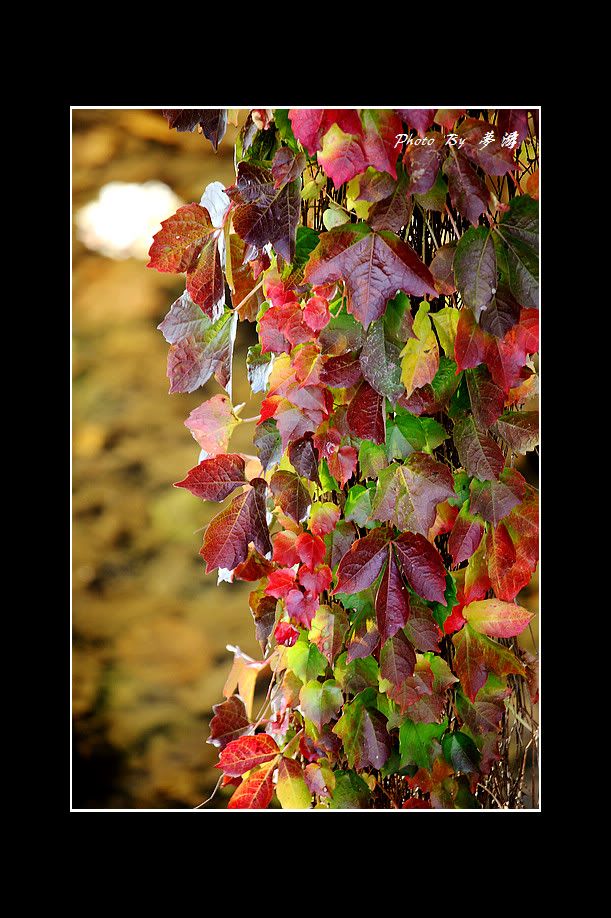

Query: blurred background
[{"left": 72, "top": 109, "right": 538, "bottom": 809}]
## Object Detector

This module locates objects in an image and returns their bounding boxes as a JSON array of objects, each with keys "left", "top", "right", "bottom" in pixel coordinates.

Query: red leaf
[
  {"left": 393, "top": 533, "right": 447, "bottom": 604},
  {"left": 147, "top": 204, "right": 224, "bottom": 316},
  {"left": 469, "top": 468, "right": 526, "bottom": 525},
  {"left": 320, "top": 352, "right": 363, "bottom": 388},
  {"left": 272, "top": 147, "right": 306, "bottom": 188},
  {"left": 270, "top": 470, "right": 311, "bottom": 524},
  {"left": 174, "top": 454, "right": 246, "bottom": 501},
  {"left": 452, "top": 623, "right": 525, "bottom": 702},
  {"left": 453, "top": 416, "right": 505, "bottom": 481},
  {"left": 285, "top": 588, "right": 319, "bottom": 629},
  {"left": 448, "top": 505, "right": 484, "bottom": 565},
  {"left": 328, "top": 445, "right": 358, "bottom": 488},
  {"left": 360, "top": 109, "right": 403, "bottom": 179},
  {"left": 404, "top": 133, "right": 445, "bottom": 195},
  {"left": 347, "top": 380, "right": 386, "bottom": 444},
  {"left": 272, "top": 530, "right": 300, "bottom": 567},
  {"left": 376, "top": 545, "right": 411, "bottom": 642},
  {"left": 466, "top": 367, "right": 505, "bottom": 429},
  {"left": 235, "top": 550, "right": 275, "bottom": 582},
  {"left": 229, "top": 162, "right": 300, "bottom": 263},
  {"left": 396, "top": 109, "right": 436, "bottom": 136},
  {"left": 308, "top": 502, "right": 340, "bottom": 538},
  {"left": 333, "top": 529, "right": 391, "bottom": 595},
  {"left": 379, "top": 630, "right": 417, "bottom": 692},
  {"left": 299, "top": 564, "right": 333, "bottom": 597},
  {"left": 288, "top": 434, "right": 320, "bottom": 484},
  {"left": 260, "top": 302, "right": 310, "bottom": 355},
  {"left": 184, "top": 394, "right": 239, "bottom": 457},
  {"left": 200, "top": 479, "right": 272, "bottom": 573},
  {"left": 442, "top": 151, "right": 489, "bottom": 225},
  {"left": 303, "top": 296, "right": 331, "bottom": 333},
  {"left": 454, "top": 308, "right": 488, "bottom": 372},
  {"left": 318, "top": 124, "right": 369, "bottom": 187},
  {"left": 305, "top": 225, "right": 436, "bottom": 329},
  {"left": 274, "top": 622, "right": 300, "bottom": 646},
  {"left": 208, "top": 695, "right": 251, "bottom": 749},
  {"left": 148, "top": 203, "right": 214, "bottom": 273},
  {"left": 295, "top": 532, "right": 327, "bottom": 571},
  {"left": 457, "top": 118, "right": 517, "bottom": 177},
  {"left": 288, "top": 109, "right": 362, "bottom": 156},
  {"left": 403, "top": 798, "right": 432, "bottom": 809},
  {"left": 227, "top": 763, "right": 276, "bottom": 809},
  {"left": 218, "top": 734, "right": 280, "bottom": 777},
  {"left": 265, "top": 568, "right": 297, "bottom": 599},
  {"left": 371, "top": 454, "right": 456, "bottom": 537}
]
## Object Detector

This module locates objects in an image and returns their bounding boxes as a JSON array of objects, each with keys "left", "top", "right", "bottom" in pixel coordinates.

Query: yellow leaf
[
  {"left": 400, "top": 301, "right": 439, "bottom": 398},
  {"left": 431, "top": 306, "right": 460, "bottom": 357}
]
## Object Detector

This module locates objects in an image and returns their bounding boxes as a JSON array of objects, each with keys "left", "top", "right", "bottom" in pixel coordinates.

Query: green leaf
[
  {"left": 329, "top": 770, "right": 371, "bottom": 809},
  {"left": 394, "top": 408, "right": 448, "bottom": 453},
  {"left": 497, "top": 195, "right": 539, "bottom": 308},
  {"left": 333, "top": 691, "right": 391, "bottom": 770},
  {"left": 430, "top": 572, "right": 458, "bottom": 629},
  {"left": 400, "top": 301, "right": 439, "bottom": 398},
  {"left": 399, "top": 719, "right": 447, "bottom": 770},
  {"left": 299, "top": 679, "right": 344, "bottom": 731},
  {"left": 344, "top": 483, "right": 375, "bottom": 527},
  {"left": 286, "top": 633, "right": 328, "bottom": 683},
  {"left": 431, "top": 307, "right": 460, "bottom": 357},
  {"left": 319, "top": 459, "right": 340, "bottom": 491},
  {"left": 274, "top": 109, "right": 300, "bottom": 152},
  {"left": 359, "top": 441, "right": 388, "bottom": 479},
  {"left": 334, "top": 652, "right": 379, "bottom": 695},
  {"left": 414, "top": 171, "right": 448, "bottom": 212},
  {"left": 442, "top": 731, "right": 481, "bottom": 774}
]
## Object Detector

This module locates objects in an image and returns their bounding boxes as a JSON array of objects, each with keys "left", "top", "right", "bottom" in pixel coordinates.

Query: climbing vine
[{"left": 148, "top": 107, "right": 539, "bottom": 809}]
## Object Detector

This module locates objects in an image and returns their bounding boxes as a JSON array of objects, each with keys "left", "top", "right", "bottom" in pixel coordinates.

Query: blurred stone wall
[{"left": 72, "top": 110, "right": 264, "bottom": 808}]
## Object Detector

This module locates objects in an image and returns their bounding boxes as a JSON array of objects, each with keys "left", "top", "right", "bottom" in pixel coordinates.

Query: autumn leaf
[
  {"left": 453, "top": 416, "right": 505, "bottom": 481},
  {"left": 370, "top": 453, "right": 455, "bottom": 536},
  {"left": 452, "top": 622, "right": 525, "bottom": 701},
  {"left": 465, "top": 366, "right": 505, "bottom": 429},
  {"left": 468, "top": 467, "right": 526, "bottom": 525},
  {"left": 270, "top": 470, "right": 311, "bottom": 524},
  {"left": 495, "top": 195, "right": 539, "bottom": 308},
  {"left": 184, "top": 394, "right": 241, "bottom": 457},
  {"left": 162, "top": 109, "right": 227, "bottom": 149},
  {"left": 492, "top": 410, "right": 539, "bottom": 454},
  {"left": 288, "top": 109, "right": 362, "bottom": 156},
  {"left": 379, "top": 631, "right": 417, "bottom": 694},
  {"left": 360, "top": 109, "right": 403, "bottom": 179},
  {"left": 333, "top": 692, "right": 391, "bottom": 770},
  {"left": 275, "top": 757, "right": 312, "bottom": 809},
  {"left": 333, "top": 529, "right": 390, "bottom": 596},
  {"left": 404, "top": 133, "right": 445, "bottom": 195},
  {"left": 396, "top": 109, "right": 436, "bottom": 135},
  {"left": 442, "top": 151, "right": 489, "bottom": 225},
  {"left": 207, "top": 695, "right": 252, "bottom": 749},
  {"left": 400, "top": 302, "right": 439, "bottom": 398},
  {"left": 227, "top": 762, "right": 275, "bottom": 809},
  {"left": 304, "top": 224, "right": 436, "bottom": 329},
  {"left": 346, "top": 380, "right": 386, "bottom": 444},
  {"left": 454, "top": 227, "right": 497, "bottom": 319},
  {"left": 147, "top": 203, "right": 224, "bottom": 316},
  {"left": 217, "top": 733, "right": 280, "bottom": 777},
  {"left": 375, "top": 545, "right": 411, "bottom": 641},
  {"left": 463, "top": 599, "right": 533, "bottom": 638},
  {"left": 228, "top": 162, "right": 301, "bottom": 263},
  {"left": 448, "top": 505, "right": 484, "bottom": 565},
  {"left": 174, "top": 454, "right": 246, "bottom": 501},
  {"left": 200, "top": 479, "right": 272, "bottom": 573},
  {"left": 393, "top": 533, "right": 448, "bottom": 604}
]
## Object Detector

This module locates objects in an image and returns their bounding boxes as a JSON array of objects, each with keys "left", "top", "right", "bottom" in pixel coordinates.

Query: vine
[{"left": 148, "top": 107, "right": 539, "bottom": 809}]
